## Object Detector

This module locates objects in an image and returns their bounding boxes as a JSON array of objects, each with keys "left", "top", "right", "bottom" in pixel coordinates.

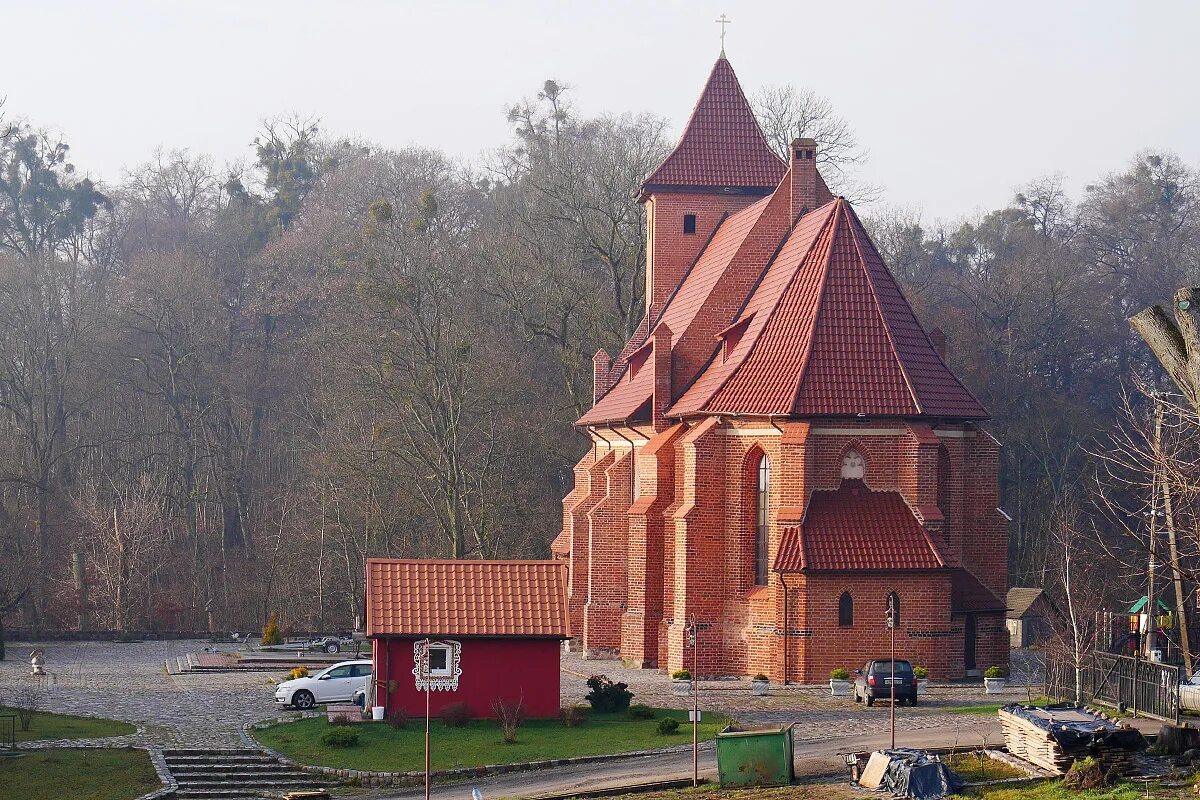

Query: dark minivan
[{"left": 852, "top": 659, "right": 918, "bottom": 706}]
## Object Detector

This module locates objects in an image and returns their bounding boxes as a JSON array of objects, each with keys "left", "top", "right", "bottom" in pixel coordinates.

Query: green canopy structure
[{"left": 1128, "top": 596, "right": 1172, "bottom": 614}]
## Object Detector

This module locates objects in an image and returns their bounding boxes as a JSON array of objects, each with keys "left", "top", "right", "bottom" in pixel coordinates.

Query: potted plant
[
  {"left": 671, "top": 669, "right": 692, "bottom": 697},
  {"left": 913, "top": 665, "right": 929, "bottom": 692},
  {"left": 984, "top": 665, "right": 1006, "bottom": 694},
  {"left": 751, "top": 673, "right": 770, "bottom": 696},
  {"left": 830, "top": 667, "right": 851, "bottom": 696}
]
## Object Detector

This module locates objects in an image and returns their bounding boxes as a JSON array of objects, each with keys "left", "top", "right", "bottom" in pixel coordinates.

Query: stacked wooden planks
[{"left": 999, "top": 705, "right": 1144, "bottom": 775}]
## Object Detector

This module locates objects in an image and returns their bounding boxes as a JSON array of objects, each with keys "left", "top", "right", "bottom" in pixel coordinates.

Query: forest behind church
[{"left": 0, "top": 77, "right": 1197, "bottom": 635}]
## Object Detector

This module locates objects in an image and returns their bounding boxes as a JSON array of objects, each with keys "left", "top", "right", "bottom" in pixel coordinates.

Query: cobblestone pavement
[
  {"left": 0, "top": 638, "right": 1039, "bottom": 751},
  {"left": 561, "top": 650, "right": 1035, "bottom": 743},
  {"left": 0, "top": 639, "right": 291, "bottom": 747}
]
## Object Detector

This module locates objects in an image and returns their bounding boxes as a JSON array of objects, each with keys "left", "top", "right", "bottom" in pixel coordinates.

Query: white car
[{"left": 275, "top": 660, "right": 373, "bottom": 709}]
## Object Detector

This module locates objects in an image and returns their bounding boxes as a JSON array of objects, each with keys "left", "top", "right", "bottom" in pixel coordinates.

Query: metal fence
[
  {"left": 0, "top": 714, "right": 14, "bottom": 751},
  {"left": 1046, "top": 651, "right": 1180, "bottom": 723}
]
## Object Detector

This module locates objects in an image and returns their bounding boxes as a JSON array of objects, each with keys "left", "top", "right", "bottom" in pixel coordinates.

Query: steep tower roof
[
  {"left": 670, "top": 198, "right": 988, "bottom": 419},
  {"left": 641, "top": 57, "right": 786, "bottom": 195}
]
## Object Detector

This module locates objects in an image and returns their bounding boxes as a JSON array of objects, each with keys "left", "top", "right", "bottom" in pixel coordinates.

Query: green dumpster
[{"left": 715, "top": 723, "right": 795, "bottom": 788}]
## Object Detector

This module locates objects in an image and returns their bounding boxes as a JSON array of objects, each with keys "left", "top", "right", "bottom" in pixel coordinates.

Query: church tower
[{"left": 556, "top": 54, "right": 1009, "bottom": 682}]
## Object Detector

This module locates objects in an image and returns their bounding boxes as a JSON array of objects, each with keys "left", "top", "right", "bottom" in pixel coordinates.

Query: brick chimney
[
  {"left": 790, "top": 137, "right": 818, "bottom": 221},
  {"left": 930, "top": 328, "right": 947, "bottom": 361},
  {"left": 592, "top": 348, "right": 613, "bottom": 403},
  {"left": 651, "top": 323, "right": 673, "bottom": 429}
]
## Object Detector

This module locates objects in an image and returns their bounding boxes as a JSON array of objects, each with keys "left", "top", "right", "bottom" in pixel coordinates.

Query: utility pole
[
  {"left": 687, "top": 616, "right": 699, "bottom": 788},
  {"left": 1150, "top": 392, "right": 1194, "bottom": 674},
  {"left": 424, "top": 637, "right": 431, "bottom": 800},
  {"left": 887, "top": 596, "right": 896, "bottom": 750},
  {"left": 1146, "top": 402, "right": 1161, "bottom": 660}
]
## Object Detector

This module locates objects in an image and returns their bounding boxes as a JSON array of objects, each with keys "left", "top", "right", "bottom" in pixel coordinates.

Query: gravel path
[
  {"left": 0, "top": 639, "right": 1035, "bottom": 750},
  {"left": 0, "top": 639, "right": 289, "bottom": 747}
]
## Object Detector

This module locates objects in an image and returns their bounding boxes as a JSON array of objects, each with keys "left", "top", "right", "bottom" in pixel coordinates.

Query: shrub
[
  {"left": 261, "top": 612, "right": 283, "bottom": 647},
  {"left": 387, "top": 709, "right": 409, "bottom": 729},
  {"left": 984, "top": 666, "right": 1006, "bottom": 679},
  {"left": 913, "top": 665, "right": 929, "bottom": 679},
  {"left": 492, "top": 695, "right": 525, "bottom": 744},
  {"left": 320, "top": 727, "right": 360, "bottom": 747},
  {"left": 441, "top": 701, "right": 474, "bottom": 727},
  {"left": 657, "top": 717, "right": 680, "bottom": 735},
  {"left": 329, "top": 716, "right": 354, "bottom": 727},
  {"left": 752, "top": 673, "right": 769, "bottom": 682},
  {"left": 1063, "top": 755, "right": 1114, "bottom": 790},
  {"left": 287, "top": 666, "right": 309, "bottom": 681},
  {"left": 560, "top": 705, "right": 588, "bottom": 728},
  {"left": 830, "top": 667, "right": 850, "bottom": 681},
  {"left": 585, "top": 674, "right": 633, "bottom": 713},
  {"left": 671, "top": 669, "right": 691, "bottom": 681},
  {"left": 627, "top": 704, "right": 656, "bottom": 720},
  {"left": 13, "top": 683, "right": 46, "bottom": 732}
]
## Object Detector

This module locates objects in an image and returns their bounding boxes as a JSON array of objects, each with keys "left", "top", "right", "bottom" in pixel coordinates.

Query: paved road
[{"left": 368, "top": 721, "right": 1005, "bottom": 799}]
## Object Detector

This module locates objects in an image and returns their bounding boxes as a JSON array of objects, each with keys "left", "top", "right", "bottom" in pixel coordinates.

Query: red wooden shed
[{"left": 366, "top": 558, "right": 569, "bottom": 719}]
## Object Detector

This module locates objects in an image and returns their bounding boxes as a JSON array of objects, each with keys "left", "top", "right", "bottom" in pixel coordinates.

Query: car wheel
[
  {"left": 865, "top": 695, "right": 874, "bottom": 707},
  {"left": 853, "top": 691, "right": 860, "bottom": 703},
  {"left": 910, "top": 697, "right": 918, "bottom": 706},
  {"left": 293, "top": 690, "right": 316, "bottom": 710},
  {"left": 323, "top": 642, "right": 340, "bottom": 654}
]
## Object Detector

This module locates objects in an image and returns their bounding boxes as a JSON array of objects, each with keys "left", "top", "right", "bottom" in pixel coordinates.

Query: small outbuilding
[
  {"left": 1006, "top": 588, "right": 1056, "bottom": 648},
  {"left": 366, "top": 558, "right": 569, "bottom": 719}
]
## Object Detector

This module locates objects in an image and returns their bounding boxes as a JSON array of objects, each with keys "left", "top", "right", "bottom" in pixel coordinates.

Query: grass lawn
[
  {"left": 0, "top": 748, "right": 161, "bottom": 800},
  {"left": 254, "top": 707, "right": 730, "bottom": 772},
  {"left": 943, "top": 697, "right": 1051, "bottom": 716},
  {"left": 952, "top": 781, "right": 1168, "bottom": 799},
  {"left": 943, "top": 752, "right": 1027, "bottom": 782},
  {"left": 579, "top": 779, "right": 1189, "bottom": 800},
  {"left": 0, "top": 706, "right": 135, "bottom": 743}
]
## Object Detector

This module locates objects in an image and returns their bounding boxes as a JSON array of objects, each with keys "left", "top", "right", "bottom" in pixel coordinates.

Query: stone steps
[{"left": 163, "top": 747, "right": 332, "bottom": 800}]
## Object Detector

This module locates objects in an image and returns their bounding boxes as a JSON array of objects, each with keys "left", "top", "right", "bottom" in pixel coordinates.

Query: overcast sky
[{"left": 3, "top": 0, "right": 1197, "bottom": 222}]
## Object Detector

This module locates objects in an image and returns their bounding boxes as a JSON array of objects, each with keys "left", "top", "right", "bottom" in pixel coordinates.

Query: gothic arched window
[
  {"left": 888, "top": 592, "right": 902, "bottom": 629},
  {"left": 841, "top": 450, "right": 865, "bottom": 480},
  {"left": 754, "top": 453, "right": 770, "bottom": 586},
  {"left": 838, "top": 591, "right": 854, "bottom": 627}
]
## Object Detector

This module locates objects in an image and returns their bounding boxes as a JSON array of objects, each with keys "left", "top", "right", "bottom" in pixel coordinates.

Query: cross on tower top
[{"left": 715, "top": 14, "right": 731, "bottom": 55}]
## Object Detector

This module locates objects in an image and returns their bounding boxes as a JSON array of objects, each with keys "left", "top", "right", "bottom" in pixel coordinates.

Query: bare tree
[
  {"left": 751, "top": 85, "right": 878, "bottom": 202},
  {"left": 1045, "top": 495, "right": 1104, "bottom": 702},
  {"left": 73, "top": 475, "right": 168, "bottom": 632}
]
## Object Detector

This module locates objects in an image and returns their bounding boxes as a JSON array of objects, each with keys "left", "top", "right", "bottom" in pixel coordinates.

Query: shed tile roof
[
  {"left": 952, "top": 570, "right": 1007, "bottom": 613},
  {"left": 365, "top": 559, "right": 569, "bottom": 638},
  {"left": 774, "top": 481, "right": 946, "bottom": 572},
  {"left": 1006, "top": 587, "right": 1046, "bottom": 619},
  {"left": 642, "top": 57, "right": 785, "bottom": 193}
]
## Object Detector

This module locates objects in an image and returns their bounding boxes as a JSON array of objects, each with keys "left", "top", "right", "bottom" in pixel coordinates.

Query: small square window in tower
[{"left": 683, "top": 214, "right": 697, "bottom": 235}]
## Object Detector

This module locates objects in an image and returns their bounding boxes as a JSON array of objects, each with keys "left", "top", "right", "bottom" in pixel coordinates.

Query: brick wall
[
  {"left": 583, "top": 448, "right": 632, "bottom": 657},
  {"left": 645, "top": 192, "right": 764, "bottom": 318}
]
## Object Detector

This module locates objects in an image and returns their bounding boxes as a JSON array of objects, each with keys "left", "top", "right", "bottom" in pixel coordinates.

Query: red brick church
[{"left": 552, "top": 55, "right": 1009, "bottom": 682}]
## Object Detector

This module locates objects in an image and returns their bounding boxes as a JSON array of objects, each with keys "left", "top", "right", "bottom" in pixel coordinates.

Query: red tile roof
[
  {"left": 774, "top": 481, "right": 946, "bottom": 572},
  {"left": 642, "top": 57, "right": 785, "bottom": 193},
  {"left": 669, "top": 201, "right": 838, "bottom": 415},
  {"left": 578, "top": 198, "right": 774, "bottom": 426},
  {"left": 671, "top": 199, "right": 988, "bottom": 419},
  {"left": 951, "top": 569, "right": 1007, "bottom": 613},
  {"left": 365, "top": 559, "right": 569, "bottom": 638}
]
